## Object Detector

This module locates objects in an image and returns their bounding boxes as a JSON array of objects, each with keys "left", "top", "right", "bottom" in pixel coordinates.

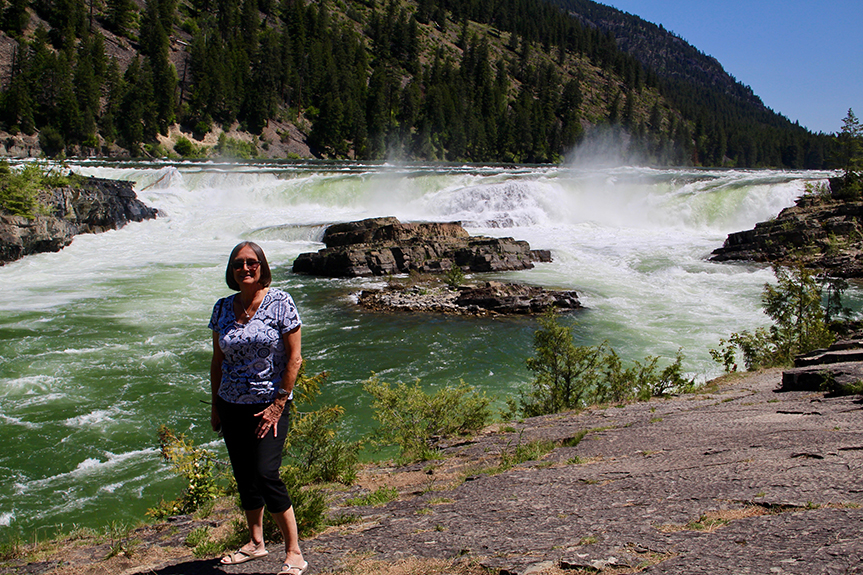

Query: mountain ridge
[{"left": 0, "top": 0, "right": 837, "bottom": 166}]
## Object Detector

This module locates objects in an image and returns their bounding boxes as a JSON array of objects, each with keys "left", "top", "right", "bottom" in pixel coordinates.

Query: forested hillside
[{"left": 0, "top": 0, "right": 839, "bottom": 165}]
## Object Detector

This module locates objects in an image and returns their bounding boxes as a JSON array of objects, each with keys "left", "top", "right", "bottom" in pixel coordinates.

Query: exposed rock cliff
[
  {"left": 0, "top": 177, "right": 158, "bottom": 264},
  {"left": 709, "top": 193, "right": 863, "bottom": 277},
  {"left": 293, "top": 216, "right": 551, "bottom": 277}
]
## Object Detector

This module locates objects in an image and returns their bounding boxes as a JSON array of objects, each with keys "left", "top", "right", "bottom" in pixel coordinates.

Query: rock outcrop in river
[
  {"left": 357, "top": 280, "right": 582, "bottom": 315},
  {"left": 0, "top": 177, "right": 158, "bottom": 264},
  {"left": 292, "top": 216, "right": 550, "bottom": 277},
  {"left": 294, "top": 217, "right": 578, "bottom": 315},
  {"left": 709, "top": 191, "right": 863, "bottom": 277}
]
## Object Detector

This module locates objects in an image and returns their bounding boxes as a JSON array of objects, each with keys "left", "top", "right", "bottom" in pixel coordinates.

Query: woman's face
[{"left": 232, "top": 245, "right": 262, "bottom": 288}]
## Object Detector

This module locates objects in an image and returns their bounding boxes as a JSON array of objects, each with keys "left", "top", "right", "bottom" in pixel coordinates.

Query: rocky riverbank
[
  {"left": 709, "top": 189, "right": 863, "bottom": 277},
  {"left": 0, "top": 177, "right": 157, "bottom": 264},
  {"left": 4, "top": 368, "right": 862, "bottom": 575}
]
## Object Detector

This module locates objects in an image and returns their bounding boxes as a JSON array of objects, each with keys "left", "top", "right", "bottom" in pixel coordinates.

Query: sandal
[
  {"left": 220, "top": 546, "right": 269, "bottom": 564},
  {"left": 278, "top": 560, "right": 309, "bottom": 575}
]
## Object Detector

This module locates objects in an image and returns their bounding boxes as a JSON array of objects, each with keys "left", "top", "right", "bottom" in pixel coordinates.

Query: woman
[{"left": 209, "top": 241, "right": 308, "bottom": 575}]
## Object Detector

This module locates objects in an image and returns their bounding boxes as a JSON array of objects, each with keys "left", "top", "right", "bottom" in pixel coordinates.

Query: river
[{"left": 0, "top": 159, "right": 839, "bottom": 538}]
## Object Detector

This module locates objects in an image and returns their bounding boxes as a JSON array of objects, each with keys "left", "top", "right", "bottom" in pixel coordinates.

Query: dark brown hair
[{"left": 225, "top": 241, "right": 272, "bottom": 290}]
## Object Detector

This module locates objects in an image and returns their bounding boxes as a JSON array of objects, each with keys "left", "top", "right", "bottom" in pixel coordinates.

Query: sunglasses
[{"left": 232, "top": 259, "right": 261, "bottom": 270}]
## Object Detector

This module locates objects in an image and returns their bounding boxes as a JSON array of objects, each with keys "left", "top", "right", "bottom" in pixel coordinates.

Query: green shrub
[
  {"left": 147, "top": 426, "right": 228, "bottom": 519},
  {"left": 521, "top": 312, "right": 605, "bottom": 415},
  {"left": 363, "top": 377, "right": 494, "bottom": 462},
  {"left": 285, "top": 367, "right": 361, "bottom": 485},
  {"left": 278, "top": 465, "right": 329, "bottom": 537},
  {"left": 0, "top": 161, "right": 77, "bottom": 218},
  {"left": 444, "top": 266, "right": 465, "bottom": 288},
  {"left": 519, "top": 311, "right": 694, "bottom": 417},
  {"left": 214, "top": 134, "right": 257, "bottom": 159},
  {"left": 711, "top": 264, "right": 838, "bottom": 371},
  {"left": 173, "top": 136, "right": 199, "bottom": 158}
]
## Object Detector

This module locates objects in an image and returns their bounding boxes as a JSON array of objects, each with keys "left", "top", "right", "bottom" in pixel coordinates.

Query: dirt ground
[{"left": 3, "top": 368, "right": 863, "bottom": 575}]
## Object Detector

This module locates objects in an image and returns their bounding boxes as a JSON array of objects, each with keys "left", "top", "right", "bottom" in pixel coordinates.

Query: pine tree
[{"left": 105, "top": 0, "right": 136, "bottom": 36}]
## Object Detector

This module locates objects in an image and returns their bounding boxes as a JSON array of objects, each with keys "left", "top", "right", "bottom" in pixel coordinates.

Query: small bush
[
  {"left": 363, "top": 377, "right": 494, "bottom": 462},
  {"left": 285, "top": 367, "right": 361, "bottom": 485},
  {"left": 444, "top": 266, "right": 465, "bottom": 288},
  {"left": 147, "top": 426, "right": 227, "bottom": 519},
  {"left": 520, "top": 311, "right": 694, "bottom": 417},
  {"left": 711, "top": 264, "right": 838, "bottom": 371},
  {"left": 279, "top": 465, "right": 328, "bottom": 537},
  {"left": 173, "top": 136, "right": 199, "bottom": 158},
  {"left": 214, "top": 134, "right": 257, "bottom": 159},
  {"left": 0, "top": 161, "right": 76, "bottom": 218}
]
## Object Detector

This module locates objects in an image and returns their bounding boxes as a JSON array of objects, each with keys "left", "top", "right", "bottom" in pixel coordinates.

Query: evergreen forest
[{"left": 0, "top": 0, "right": 845, "bottom": 165}]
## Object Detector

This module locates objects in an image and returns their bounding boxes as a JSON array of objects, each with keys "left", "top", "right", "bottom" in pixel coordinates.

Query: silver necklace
[{"left": 238, "top": 296, "right": 255, "bottom": 321}]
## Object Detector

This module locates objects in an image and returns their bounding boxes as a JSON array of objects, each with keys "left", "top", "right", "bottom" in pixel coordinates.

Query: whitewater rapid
[{"left": 0, "top": 160, "right": 839, "bottom": 536}]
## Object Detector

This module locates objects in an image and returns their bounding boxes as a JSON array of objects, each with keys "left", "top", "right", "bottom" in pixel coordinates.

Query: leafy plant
[
  {"left": 444, "top": 266, "right": 465, "bottom": 288},
  {"left": 0, "top": 161, "right": 76, "bottom": 218},
  {"left": 285, "top": 367, "right": 361, "bottom": 485},
  {"left": 521, "top": 311, "right": 606, "bottom": 415},
  {"left": 519, "top": 311, "right": 694, "bottom": 416},
  {"left": 148, "top": 426, "right": 227, "bottom": 519},
  {"left": 173, "top": 136, "right": 201, "bottom": 158},
  {"left": 711, "top": 264, "right": 838, "bottom": 371},
  {"left": 278, "top": 465, "right": 329, "bottom": 537},
  {"left": 363, "top": 377, "right": 493, "bottom": 462}
]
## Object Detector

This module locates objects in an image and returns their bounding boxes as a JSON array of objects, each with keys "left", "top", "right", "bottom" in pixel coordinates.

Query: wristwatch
[{"left": 277, "top": 388, "right": 290, "bottom": 397}]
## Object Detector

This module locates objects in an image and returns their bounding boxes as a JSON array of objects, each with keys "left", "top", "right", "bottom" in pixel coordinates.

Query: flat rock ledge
[
  {"left": 293, "top": 216, "right": 551, "bottom": 277},
  {"left": 782, "top": 337, "right": 863, "bottom": 394},
  {"left": 0, "top": 176, "right": 157, "bottom": 264},
  {"left": 357, "top": 280, "right": 582, "bottom": 315}
]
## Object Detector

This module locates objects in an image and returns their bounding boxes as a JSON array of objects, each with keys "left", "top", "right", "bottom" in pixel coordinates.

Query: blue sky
[{"left": 604, "top": 0, "right": 863, "bottom": 135}]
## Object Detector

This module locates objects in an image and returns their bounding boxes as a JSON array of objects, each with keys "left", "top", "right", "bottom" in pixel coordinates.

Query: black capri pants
[{"left": 217, "top": 397, "right": 293, "bottom": 513}]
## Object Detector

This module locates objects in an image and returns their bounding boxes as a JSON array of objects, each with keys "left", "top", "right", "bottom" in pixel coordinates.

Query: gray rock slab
[{"left": 302, "top": 369, "right": 863, "bottom": 574}]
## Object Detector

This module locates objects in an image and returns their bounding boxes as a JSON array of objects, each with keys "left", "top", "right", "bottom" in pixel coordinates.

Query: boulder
[
  {"left": 781, "top": 337, "right": 863, "bottom": 394},
  {"left": 356, "top": 281, "right": 581, "bottom": 316},
  {"left": 0, "top": 177, "right": 158, "bottom": 264},
  {"left": 454, "top": 281, "right": 581, "bottom": 314},
  {"left": 293, "top": 216, "right": 545, "bottom": 277}
]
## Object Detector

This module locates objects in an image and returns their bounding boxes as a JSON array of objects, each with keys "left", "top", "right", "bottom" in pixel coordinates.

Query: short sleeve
[
  {"left": 208, "top": 297, "right": 228, "bottom": 331},
  {"left": 274, "top": 290, "right": 301, "bottom": 334}
]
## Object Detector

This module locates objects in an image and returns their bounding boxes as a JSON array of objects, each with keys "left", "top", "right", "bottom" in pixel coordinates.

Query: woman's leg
[
  {"left": 271, "top": 506, "right": 304, "bottom": 567},
  {"left": 246, "top": 506, "right": 266, "bottom": 548}
]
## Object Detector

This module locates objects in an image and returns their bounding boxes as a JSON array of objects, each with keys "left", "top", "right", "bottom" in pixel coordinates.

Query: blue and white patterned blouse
[{"left": 209, "top": 288, "right": 302, "bottom": 404}]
